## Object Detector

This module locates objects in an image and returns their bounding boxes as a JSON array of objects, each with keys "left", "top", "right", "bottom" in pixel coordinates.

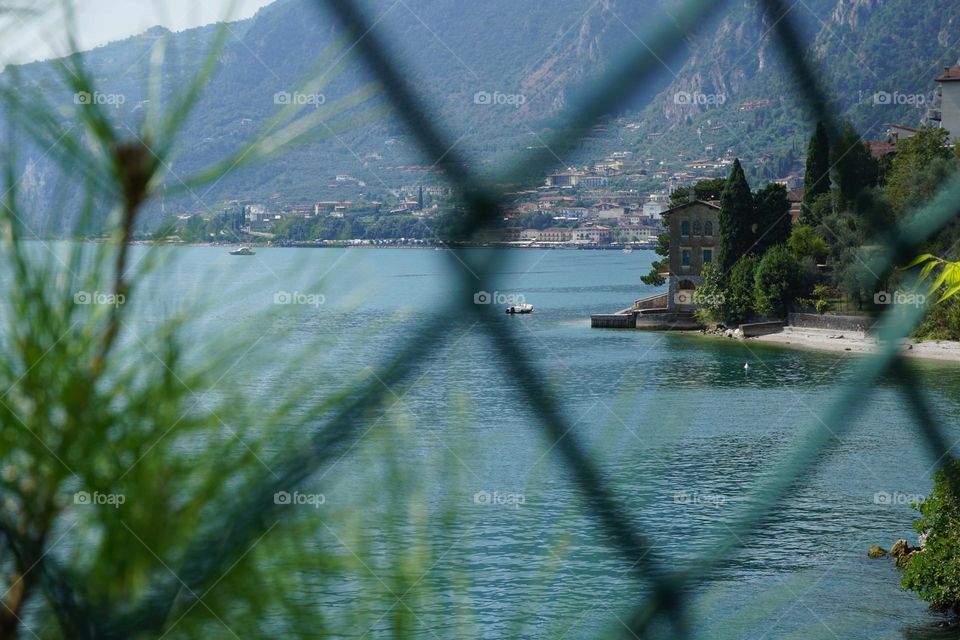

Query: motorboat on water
[
  {"left": 229, "top": 247, "right": 256, "bottom": 256},
  {"left": 505, "top": 303, "right": 534, "bottom": 314}
]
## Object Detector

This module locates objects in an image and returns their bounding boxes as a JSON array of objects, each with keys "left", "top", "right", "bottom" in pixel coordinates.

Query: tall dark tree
[
  {"left": 753, "top": 183, "right": 792, "bottom": 255},
  {"left": 718, "top": 158, "right": 753, "bottom": 276},
  {"left": 801, "top": 121, "right": 830, "bottom": 224},
  {"left": 832, "top": 122, "right": 878, "bottom": 205}
]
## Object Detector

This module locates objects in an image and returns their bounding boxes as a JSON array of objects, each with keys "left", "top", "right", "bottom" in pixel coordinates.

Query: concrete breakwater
[{"left": 590, "top": 292, "right": 702, "bottom": 330}]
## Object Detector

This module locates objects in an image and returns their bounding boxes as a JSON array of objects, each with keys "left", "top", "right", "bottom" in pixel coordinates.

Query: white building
[
  {"left": 936, "top": 64, "right": 960, "bottom": 143},
  {"left": 642, "top": 193, "right": 669, "bottom": 220}
]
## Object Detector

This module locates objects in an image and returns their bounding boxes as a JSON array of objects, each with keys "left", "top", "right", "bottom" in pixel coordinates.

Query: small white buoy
[{"left": 744, "top": 362, "right": 750, "bottom": 370}]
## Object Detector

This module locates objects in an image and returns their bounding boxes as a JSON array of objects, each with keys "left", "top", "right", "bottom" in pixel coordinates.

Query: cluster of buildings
[
  {"left": 494, "top": 224, "right": 660, "bottom": 247},
  {"left": 484, "top": 148, "right": 735, "bottom": 247}
]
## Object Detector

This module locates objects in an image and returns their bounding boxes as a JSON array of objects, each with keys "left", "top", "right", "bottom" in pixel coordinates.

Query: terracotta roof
[
  {"left": 936, "top": 65, "right": 960, "bottom": 82},
  {"left": 869, "top": 140, "right": 897, "bottom": 158},
  {"left": 786, "top": 188, "right": 804, "bottom": 202},
  {"left": 661, "top": 200, "right": 721, "bottom": 216}
]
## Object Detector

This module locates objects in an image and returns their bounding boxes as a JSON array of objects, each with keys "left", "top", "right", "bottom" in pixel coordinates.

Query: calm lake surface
[{"left": 78, "top": 246, "right": 960, "bottom": 637}]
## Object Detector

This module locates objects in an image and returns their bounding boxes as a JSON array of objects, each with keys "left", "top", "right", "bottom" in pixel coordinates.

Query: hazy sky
[{"left": 2, "top": 0, "right": 277, "bottom": 64}]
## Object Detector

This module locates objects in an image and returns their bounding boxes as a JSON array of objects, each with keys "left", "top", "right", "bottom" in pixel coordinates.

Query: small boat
[
  {"left": 229, "top": 247, "right": 256, "bottom": 256},
  {"left": 506, "top": 303, "right": 534, "bottom": 314}
]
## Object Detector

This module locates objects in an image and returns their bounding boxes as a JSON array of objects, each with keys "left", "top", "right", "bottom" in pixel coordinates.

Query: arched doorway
[{"left": 675, "top": 279, "right": 697, "bottom": 307}]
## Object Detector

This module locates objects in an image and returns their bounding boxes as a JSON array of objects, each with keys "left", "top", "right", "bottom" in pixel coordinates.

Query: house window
[
  {"left": 680, "top": 220, "right": 690, "bottom": 236},
  {"left": 693, "top": 220, "right": 702, "bottom": 236},
  {"left": 681, "top": 249, "right": 691, "bottom": 267},
  {"left": 702, "top": 249, "right": 713, "bottom": 264},
  {"left": 704, "top": 220, "right": 713, "bottom": 236}
]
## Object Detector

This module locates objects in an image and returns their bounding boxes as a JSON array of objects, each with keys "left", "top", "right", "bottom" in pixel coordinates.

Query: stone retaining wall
[
  {"left": 788, "top": 312, "right": 877, "bottom": 333},
  {"left": 740, "top": 321, "right": 785, "bottom": 337}
]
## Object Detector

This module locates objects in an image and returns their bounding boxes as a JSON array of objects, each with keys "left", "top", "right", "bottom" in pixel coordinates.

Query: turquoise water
[{"left": 54, "top": 246, "right": 960, "bottom": 637}]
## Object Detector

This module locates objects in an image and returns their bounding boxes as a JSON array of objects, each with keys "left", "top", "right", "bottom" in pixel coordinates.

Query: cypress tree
[
  {"left": 833, "top": 122, "right": 878, "bottom": 205},
  {"left": 801, "top": 122, "right": 830, "bottom": 225},
  {"left": 753, "top": 183, "right": 792, "bottom": 255},
  {"left": 718, "top": 158, "right": 753, "bottom": 275}
]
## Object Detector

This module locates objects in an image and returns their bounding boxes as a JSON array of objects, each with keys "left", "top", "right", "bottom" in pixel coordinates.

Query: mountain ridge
[{"left": 2, "top": 0, "right": 958, "bottom": 231}]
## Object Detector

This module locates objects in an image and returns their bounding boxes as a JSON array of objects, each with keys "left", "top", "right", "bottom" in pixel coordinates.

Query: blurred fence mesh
[
  {"left": 11, "top": 0, "right": 960, "bottom": 637},
  {"left": 298, "top": 0, "right": 960, "bottom": 636}
]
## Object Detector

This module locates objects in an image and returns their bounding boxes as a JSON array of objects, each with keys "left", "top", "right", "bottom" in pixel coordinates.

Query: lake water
[{"left": 73, "top": 246, "right": 960, "bottom": 637}]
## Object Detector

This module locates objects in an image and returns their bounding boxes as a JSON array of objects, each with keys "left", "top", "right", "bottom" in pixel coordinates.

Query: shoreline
[
  {"left": 127, "top": 241, "right": 654, "bottom": 251},
  {"left": 694, "top": 326, "right": 960, "bottom": 363}
]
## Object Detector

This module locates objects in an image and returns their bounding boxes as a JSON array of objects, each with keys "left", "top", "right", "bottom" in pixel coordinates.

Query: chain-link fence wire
[{"left": 9, "top": 0, "right": 960, "bottom": 636}]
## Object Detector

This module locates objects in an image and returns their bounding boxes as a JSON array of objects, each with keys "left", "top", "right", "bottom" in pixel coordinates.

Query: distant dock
[{"left": 590, "top": 292, "right": 702, "bottom": 330}]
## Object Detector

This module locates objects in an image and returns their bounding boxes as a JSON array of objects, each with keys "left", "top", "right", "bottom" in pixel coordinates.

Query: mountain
[
  {"left": 628, "top": 0, "right": 960, "bottom": 175},
  {"left": 3, "top": 0, "right": 959, "bottom": 232}
]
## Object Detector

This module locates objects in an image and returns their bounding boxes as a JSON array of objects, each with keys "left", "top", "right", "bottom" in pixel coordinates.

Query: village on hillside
[{"left": 158, "top": 64, "right": 958, "bottom": 251}]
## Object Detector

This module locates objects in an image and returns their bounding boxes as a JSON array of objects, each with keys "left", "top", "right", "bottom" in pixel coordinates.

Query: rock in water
[
  {"left": 868, "top": 545, "right": 887, "bottom": 559},
  {"left": 891, "top": 538, "right": 920, "bottom": 568}
]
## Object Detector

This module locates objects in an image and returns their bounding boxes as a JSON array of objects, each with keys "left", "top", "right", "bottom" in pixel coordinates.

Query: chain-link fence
[
  {"left": 2, "top": 0, "right": 959, "bottom": 637},
  {"left": 299, "top": 0, "right": 960, "bottom": 636}
]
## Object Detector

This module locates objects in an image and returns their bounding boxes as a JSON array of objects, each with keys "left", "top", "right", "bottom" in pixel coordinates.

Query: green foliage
[
  {"left": 694, "top": 178, "right": 728, "bottom": 202},
  {"left": 901, "top": 461, "right": 960, "bottom": 614},
  {"left": 914, "top": 294, "right": 960, "bottom": 340},
  {"left": 513, "top": 210, "right": 561, "bottom": 230},
  {"left": 752, "top": 183, "right": 791, "bottom": 254},
  {"left": 807, "top": 190, "right": 836, "bottom": 228},
  {"left": 694, "top": 263, "right": 726, "bottom": 323},
  {"left": 787, "top": 225, "right": 828, "bottom": 262},
  {"left": 174, "top": 210, "right": 246, "bottom": 243},
  {"left": 814, "top": 189, "right": 875, "bottom": 298},
  {"left": 885, "top": 127, "right": 957, "bottom": 218},
  {"left": 909, "top": 254, "right": 960, "bottom": 303},
  {"left": 908, "top": 252, "right": 960, "bottom": 339},
  {"left": 654, "top": 231, "right": 669, "bottom": 257},
  {"left": 640, "top": 233, "right": 670, "bottom": 286},
  {"left": 753, "top": 246, "right": 804, "bottom": 318},
  {"left": 832, "top": 122, "right": 878, "bottom": 205},
  {"left": 801, "top": 121, "right": 830, "bottom": 225},
  {"left": 669, "top": 179, "right": 726, "bottom": 208},
  {"left": 640, "top": 262, "right": 667, "bottom": 286},
  {"left": 725, "top": 255, "right": 759, "bottom": 325},
  {"left": 718, "top": 159, "right": 754, "bottom": 275},
  {"left": 669, "top": 186, "right": 691, "bottom": 208},
  {"left": 797, "top": 284, "right": 842, "bottom": 315},
  {"left": 0, "top": 21, "right": 489, "bottom": 638}
]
